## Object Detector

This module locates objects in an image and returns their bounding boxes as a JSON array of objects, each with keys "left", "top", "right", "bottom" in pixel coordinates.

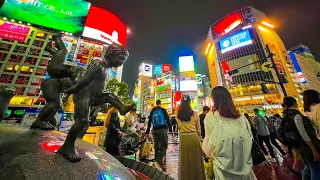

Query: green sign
[{"left": 0, "top": 0, "right": 91, "bottom": 33}]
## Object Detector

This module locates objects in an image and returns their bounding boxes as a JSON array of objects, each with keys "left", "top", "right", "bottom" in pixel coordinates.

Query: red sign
[
  {"left": 0, "top": 21, "right": 30, "bottom": 42},
  {"left": 162, "top": 64, "right": 172, "bottom": 73},
  {"left": 84, "top": 6, "right": 127, "bottom": 46},
  {"left": 213, "top": 12, "right": 242, "bottom": 34}
]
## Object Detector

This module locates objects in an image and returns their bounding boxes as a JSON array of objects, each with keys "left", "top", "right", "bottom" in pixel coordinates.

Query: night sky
[{"left": 89, "top": 0, "right": 320, "bottom": 95}]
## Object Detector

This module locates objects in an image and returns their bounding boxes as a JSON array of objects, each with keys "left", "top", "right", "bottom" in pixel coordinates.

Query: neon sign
[
  {"left": 219, "top": 29, "right": 252, "bottom": 54},
  {"left": 0, "top": 21, "right": 30, "bottom": 42},
  {"left": 214, "top": 12, "right": 242, "bottom": 34}
]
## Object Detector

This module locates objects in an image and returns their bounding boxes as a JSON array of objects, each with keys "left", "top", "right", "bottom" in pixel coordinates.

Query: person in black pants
[
  {"left": 268, "top": 116, "right": 286, "bottom": 156},
  {"left": 253, "top": 109, "right": 277, "bottom": 163},
  {"left": 105, "top": 111, "right": 124, "bottom": 156}
]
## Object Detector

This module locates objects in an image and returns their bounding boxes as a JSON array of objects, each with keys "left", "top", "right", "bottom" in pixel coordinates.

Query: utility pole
[{"left": 265, "top": 45, "right": 288, "bottom": 97}]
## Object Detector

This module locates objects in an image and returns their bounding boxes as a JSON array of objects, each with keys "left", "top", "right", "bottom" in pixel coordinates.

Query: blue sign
[
  {"left": 289, "top": 52, "right": 307, "bottom": 84},
  {"left": 219, "top": 29, "right": 252, "bottom": 54},
  {"left": 154, "top": 64, "right": 163, "bottom": 75}
]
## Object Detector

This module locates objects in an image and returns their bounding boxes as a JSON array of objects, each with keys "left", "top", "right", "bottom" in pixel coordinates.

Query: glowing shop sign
[
  {"left": 154, "top": 64, "right": 162, "bottom": 75},
  {"left": 214, "top": 12, "right": 242, "bottom": 34},
  {"left": 0, "top": 21, "right": 30, "bottom": 42},
  {"left": 0, "top": 0, "right": 90, "bottom": 33},
  {"left": 179, "top": 56, "right": 195, "bottom": 72},
  {"left": 219, "top": 29, "right": 252, "bottom": 54},
  {"left": 139, "top": 63, "right": 152, "bottom": 77}
]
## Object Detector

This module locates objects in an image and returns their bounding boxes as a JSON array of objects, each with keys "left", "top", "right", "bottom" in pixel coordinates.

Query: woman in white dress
[{"left": 202, "top": 86, "right": 255, "bottom": 180}]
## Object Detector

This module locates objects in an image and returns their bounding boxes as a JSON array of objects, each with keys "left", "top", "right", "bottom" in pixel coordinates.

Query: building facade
[{"left": 205, "top": 6, "right": 301, "bottom": 114}]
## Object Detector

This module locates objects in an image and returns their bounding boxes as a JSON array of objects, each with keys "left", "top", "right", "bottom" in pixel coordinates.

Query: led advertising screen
[
  {"left": 154, "top": 64, "right": 162, "bottom": 75},
  {"left": 219, "top": 29, "right": 252, "bottom": 54},
  {"left": 179, "top": 56, "right": 195, "bottom": 72},
  {"left": 139, "top": 63, "right": 153, "bottom": 77},
  {"left": 0, "top": 0, "right": 90, "bottom": 34},
  {"left": 180, "top": 80, "right": 197, "bottom": 92},
  {"left": 83, "top": 6, "right": 127, "bottom": 46}
]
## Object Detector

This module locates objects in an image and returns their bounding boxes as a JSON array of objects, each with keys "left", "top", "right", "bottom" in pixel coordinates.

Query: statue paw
[
  {"left": 45, "top": 122, "right": 56, "bottom": 130},
  {"left": 58, "top": 145, "right": 82, "bottom": 162},
  {"left": 31, "top": 120, "right": 52, "bottom": 130},
  {"left": 119, "top": 103, "right": 136, "bottom": 115},
  {"left": 44, "top": 41, "right": 53, "bottom": 51}
]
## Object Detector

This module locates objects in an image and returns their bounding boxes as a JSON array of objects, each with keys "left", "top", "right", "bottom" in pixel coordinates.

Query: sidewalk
[{"left": 162, "top": 135, "right": 299, "bottom": 180}]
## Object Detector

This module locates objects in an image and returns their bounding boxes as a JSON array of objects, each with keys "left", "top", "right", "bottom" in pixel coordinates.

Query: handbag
[
  {"left": 240, "top": 117, "right": 266, "bottom": 165},
  {"left": 251, "top": 139, "right": 266, "bottom": 165}
]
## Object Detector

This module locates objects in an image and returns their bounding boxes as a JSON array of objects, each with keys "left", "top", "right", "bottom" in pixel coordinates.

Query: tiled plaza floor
[{"left": 161, "top": 135, "right": 300, "bottom": 180}]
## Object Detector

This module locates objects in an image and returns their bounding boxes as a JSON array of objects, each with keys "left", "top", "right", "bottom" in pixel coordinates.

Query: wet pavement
[{"left": 161, "top": 134, "right": 300, "bottom": 180}]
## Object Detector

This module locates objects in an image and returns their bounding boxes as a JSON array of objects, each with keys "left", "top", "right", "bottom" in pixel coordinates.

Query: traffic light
[{"left": 260, "top": 83, "right": 268, "bottom": 94}]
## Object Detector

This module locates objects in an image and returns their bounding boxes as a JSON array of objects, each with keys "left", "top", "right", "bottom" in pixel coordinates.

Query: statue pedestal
[
  {"left": 0, "top": 125, "right": 135, "bottom": 180},
  {"left": 0, "top": 88, "right": 15, "bottom": 121}
]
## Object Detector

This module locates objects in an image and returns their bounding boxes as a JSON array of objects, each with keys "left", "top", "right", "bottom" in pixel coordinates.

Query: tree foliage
[{"left": 106, "top": 78, "right": 134, "bottom": 105}]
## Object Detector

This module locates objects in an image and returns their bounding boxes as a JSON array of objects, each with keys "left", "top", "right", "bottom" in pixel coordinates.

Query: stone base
[{"left": 0, "top": 124, "right": 134, "bottom": 180}]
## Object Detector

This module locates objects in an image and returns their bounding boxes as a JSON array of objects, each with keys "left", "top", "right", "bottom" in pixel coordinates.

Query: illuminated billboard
[
  {"left": 289, "top": 52, "right": 307, "bottom": 84},
  {"left": 0, "top": 0, "right": 90, "bottom": 34},
  {"left": 154, "top": 64, "right": 162, "bottom": 75},
  {"left": 179, "top": 56, "right": 195, "bottom": 72},
  {"left": 213, "top": 12, "right": 242, "bottom": 34},
  {"left": 162, "top": 64, "right": 172, "bottom": 73},
  {"left": 139, "top": 63, "right": 152, "bottom": 77},
  {"left": 219, "top": 29, "right": 252, "bottom": 54},
  {"left": 0, "top": 21, "right": 31, "bottom": 42},
  {"left": 180, "top": 80, "right": 197, "bottom": 92},
  {"left": 83, "top": 6, "right": 127, "bottom": 46}
]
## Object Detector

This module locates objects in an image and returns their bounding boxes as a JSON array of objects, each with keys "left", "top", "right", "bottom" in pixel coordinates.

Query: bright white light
[
  {"left": 258, "top": 26, "right": 268, "bottom": 32},
  {"left": 221, "top": 40, "right": 253, "bottom": 54},
  {"left": 262, "top": 21, "right": 274, "bottom": 28},
  {"left": 180, "top": 80, "right": 198, "bottom": 92},
  {"left": 205, "top": 43, "right": 211, "bottom": 55},
  {"left": 3, "top": 17, "right": 7, "bottom": 20},
  {"left": 242, "top": 25, "right": 252, "bottom": 30},
  {"left": 224, "top": 20, "right": 242, "bottom": 33},
  {"left": 179, "top": 56, "right": 194, "bottom": 72},
  {"left": 126, "top": 28, "right": 131, "bottom": 34}
]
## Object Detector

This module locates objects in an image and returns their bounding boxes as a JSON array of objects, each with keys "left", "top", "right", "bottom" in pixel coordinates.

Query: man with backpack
[{"left": 146, "top": 100, "right": 170, "bottom": 167}]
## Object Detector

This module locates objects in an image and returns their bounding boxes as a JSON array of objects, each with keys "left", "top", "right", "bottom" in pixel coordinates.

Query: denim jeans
[{"left": 302, "top": 154, "right": 320, "bottom": 180}]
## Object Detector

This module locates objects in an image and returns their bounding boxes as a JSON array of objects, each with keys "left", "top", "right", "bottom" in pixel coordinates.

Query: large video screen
[
  {"left": 0, "top": 0, "right": 90, "bottom": 33},
  {"left": 219, "top": 29, "right": 252, "bottom": 54}
]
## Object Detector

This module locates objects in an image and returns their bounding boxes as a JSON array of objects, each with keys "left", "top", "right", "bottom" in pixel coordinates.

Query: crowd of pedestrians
[{"left": 103, "top": 86, "right": 320, "bottom": 180}]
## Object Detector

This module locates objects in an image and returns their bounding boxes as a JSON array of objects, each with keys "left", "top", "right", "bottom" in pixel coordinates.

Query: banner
[{"left": 0, "top": 21, "right": 30, "bottom": 42}]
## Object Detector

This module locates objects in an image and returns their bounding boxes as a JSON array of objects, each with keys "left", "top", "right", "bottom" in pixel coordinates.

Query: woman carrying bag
[{"left": 202, "top": 86, "right": 256, "bottom": 180}]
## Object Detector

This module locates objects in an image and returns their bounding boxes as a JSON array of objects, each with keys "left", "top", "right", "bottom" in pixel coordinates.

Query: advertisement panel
[
  {"left": 180, "top": 80, "right": 197, "bottom": 92},
  {"left": 213, "top": 12, "right": 242, "bottom": 34},
  {"left": 219, "top": 29, "right": 252, "bottom": 54},
  {"left": 197, "top": 84, "right": 204, "bottom": 97},
  {"left": 83, "top": 6, "right": 127, "bottom": 46},
  {"left": 196, "top": 74, "right": 202, "bottom": 84},
  {"left": 0, "top": 0, "right": 90, "bottom": 34},
  {"left": 162, "top": 64, "right": 172, "bottom": 73},
  {"left": 139, "top": 63, "right": 152, "bottom": 77},
  {"left": 289, "top": 52, "right": 307, "bottom": 84},
  {"left": 0, "top": 21, "right": 31, "bottom": 42},
  {"left": 179, "top": 56, "right": 195, "bottom": 72},
  {"left": 154, "top": 64, "right": 162, "bottom": 75}
]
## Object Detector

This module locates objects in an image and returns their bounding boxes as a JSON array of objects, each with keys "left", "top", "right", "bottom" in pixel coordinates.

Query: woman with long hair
[
  {"left": 302, "top": 90, "right": 320, "bottom": 133},
  {"left": 202, "top": 86, "right": 255, "bottom": 180},
  {"left": 175, "top": 94, "right": 205, "bottom": 180}
]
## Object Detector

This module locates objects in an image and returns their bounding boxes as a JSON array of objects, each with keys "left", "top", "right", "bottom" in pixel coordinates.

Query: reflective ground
[{"left": 161, "top": 135, "right": 299, "bottom": 180}]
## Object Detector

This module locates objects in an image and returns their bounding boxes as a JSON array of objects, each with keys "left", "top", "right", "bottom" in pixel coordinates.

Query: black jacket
[{"left": 146, "top": 106, "right": 170, "bottom": 134}]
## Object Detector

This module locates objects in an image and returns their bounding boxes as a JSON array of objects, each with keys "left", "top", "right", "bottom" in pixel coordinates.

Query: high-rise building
[
  {"left": 154, "top": 64, "right": 175, "bottom": 114},
  {"left": 0, "top": 1, "right": 128, "bottom": 119},
  {"left": 134, "top": 63, "right": 153, "bottom": 114},
  {"left": 205, "top": 6, "right": 302, "bottom": 113},
  {"left": 288, "top": 45, "right": 320, "bottom": 91}
]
